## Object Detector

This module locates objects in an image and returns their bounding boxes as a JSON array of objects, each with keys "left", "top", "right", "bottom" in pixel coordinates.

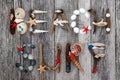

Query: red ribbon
[
  {"left": 55, "top": 58, "right": 61, "bottom": 64},
  {"left": 69, "top": 53, "right": 76, "bottom": 60}
]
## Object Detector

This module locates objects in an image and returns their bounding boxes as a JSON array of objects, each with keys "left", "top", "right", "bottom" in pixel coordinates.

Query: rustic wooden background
[{"left": 0, "top": 0, "right": 119, "bottom": 80}]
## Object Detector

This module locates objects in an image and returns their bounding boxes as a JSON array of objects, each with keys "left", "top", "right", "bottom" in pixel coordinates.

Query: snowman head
[{"left": 15, "top": 8, "right": 25, "bottom": 19}]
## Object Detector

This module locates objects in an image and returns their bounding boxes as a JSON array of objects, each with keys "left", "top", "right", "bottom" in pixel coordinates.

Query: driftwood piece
[
  {"left": 106, "top": 8, "right": 111, "bottom": 33},
  {"left": 88, "top": 8, "right": 97, "bottom": 34},
  {"left": 65, "top": 43, "right": 71, "bottom": 73}
]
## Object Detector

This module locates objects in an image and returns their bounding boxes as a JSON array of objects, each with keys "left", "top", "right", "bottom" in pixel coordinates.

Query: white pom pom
[
  {"left": 23, "top": 54, "right": 28, "bottom": 58},
  {"left": 88, "top": 26, "right": 91, "bottom": 30},
  {"left": 79, "top": 8, "right": 86, "bottom": 14},
  {"left": 28, "top": 66, "right": 33, "bottom": 71},
  {"left": 80, "top": 29, "right": 85, "bottom": 34},
  {"left": 73, "top": 27, "right": 80, "bottom": 33},
  {"left": 71, "top": 21, "right": 76, "bottom": 28},
  {"left": 85, "top": 12, "right": 90, "bottom": 18},
  {"left": 106, "top": 28, "right": 111, "bottom": 32},
  {"left": 106, "top": 13, "right": 110, "bottom": 17},
  {"left": 28, "top": 54, "right": 34, "bottom": 60},
  {"left": 73, "top": 10, "right": 80, "bottom": 15},
  {"left": 71, "top": 15, "right": 77, "bottom": 20}
]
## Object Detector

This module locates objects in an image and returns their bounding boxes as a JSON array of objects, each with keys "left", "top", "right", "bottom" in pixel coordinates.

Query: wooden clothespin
[
  {"left": 38, "top": 44, "right": 46, "bottom": 73},
  {"left": 50, "top": 9, "right": 72, "bottom": 34},
  {"left": 66, "top": 43, "right": 71, "bottom": 73}
]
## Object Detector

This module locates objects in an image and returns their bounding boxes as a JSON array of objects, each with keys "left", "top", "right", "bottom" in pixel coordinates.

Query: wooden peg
[
  {"left": 66, "top": 43, "right": 71, "bottom": 73},
  {"left": 92, "top": 19, "right": 107, "bottom": 27}
]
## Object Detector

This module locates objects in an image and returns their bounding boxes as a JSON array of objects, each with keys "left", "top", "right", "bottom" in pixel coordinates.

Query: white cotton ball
[
  {"left": 71, "top": 15, "right": 77, "bottom": 20},
  {"left": 106, "top": 28, "right": 111, "bottom": 32},
  {"left": 88, "top": 26, "right": 91, "bottom": 30},
  {"left": 71, "top": 21, "right": 76, "bottom": 28},
  {"left": 28, "top": 54, "right": 34, "bottom": 60},
  {"left": 79, "top": 8, "right": 86, "bottom": 14},
  {"left": 85, "top": 12, "right": 90, "bottom": 18},
  {"left": 73, "top": 10, "right": 80, "bottom": 15},
  {"left": 80, "top": 29, "right": 85, "bottom": 34},
  {"left": 106, "top": 13, "right": 110, "bottom": 17},
  {"left": 73, "top": 27, "right": 80, "bottom": 33},
  {"left": 28, "top": 66, "right": 33, "bottom": 71}
]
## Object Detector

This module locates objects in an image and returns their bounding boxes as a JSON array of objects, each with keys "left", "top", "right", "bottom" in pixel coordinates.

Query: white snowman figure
[{"left": 17, "top": 22, "right": 28, "bottom": 34}]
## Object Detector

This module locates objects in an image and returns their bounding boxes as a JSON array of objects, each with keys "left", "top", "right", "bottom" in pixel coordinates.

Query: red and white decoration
[{"left": 70, "top": 8, "right": 91, "bottom": 34}]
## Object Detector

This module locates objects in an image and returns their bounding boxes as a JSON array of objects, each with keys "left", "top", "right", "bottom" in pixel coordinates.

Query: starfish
[
  {"left": 83, "top": 26, "right": 89, "bottom": 34},
  {"left": 38, "top": 65, "right": 46, "bottom": 73},
  {"left": 27, "top": 17, "right": 36, "bottom": 27}
]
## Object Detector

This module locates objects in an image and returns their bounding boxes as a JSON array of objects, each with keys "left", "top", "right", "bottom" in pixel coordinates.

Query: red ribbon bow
[{"left": 55, "top": 58, "right": 61, "bottom": 64}]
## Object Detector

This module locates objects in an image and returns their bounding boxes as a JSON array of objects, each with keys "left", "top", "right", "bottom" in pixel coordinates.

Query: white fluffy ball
[
  {"left": 71, "top": 15, "right": 77, "bottom": 20},
  {"left": 28, "top": 54, "right": 34, "bottom": 60},
  {"left": 106, "top": 28, "right": 111, "bottom": 32},
  {"left": 73, "top": 27, "right": 80, "bottom": 33},
  {"left": 106, "top": 13, "right": 110, "bottom": 17},
  {"left": 79, "top": 8, "right": 86, "bottom": 14},
  {"left": 71, "top": 21, "right": 76, "bottom": 28},
  {"left": 73, "top": 10, "right": 80, "bottom": 15}
]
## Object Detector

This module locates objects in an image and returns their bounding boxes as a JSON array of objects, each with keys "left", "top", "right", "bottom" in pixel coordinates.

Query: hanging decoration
[
  {"left": 28, "top": 10, "right": 48, "bottom": 34},
  {"left": 70, "top": 8, "right": 91, "bottom": 34},
  {"left": 69, "top": 43, "right": 84, "bottom": 73},
  {"left": 15, "top": 43, "right": 36, "bottom": 73},
  {"left": 50, "top": 9, "right": 72, "bottom": 34},
  {"left": 88, "top": 8, "right": 111, "bottom": 33},
  {"left": 38, "top": 43, "right": 62, "bottom": 73},
  {"left": 88, "top": 43, "right": 105, "bottom": 73}
]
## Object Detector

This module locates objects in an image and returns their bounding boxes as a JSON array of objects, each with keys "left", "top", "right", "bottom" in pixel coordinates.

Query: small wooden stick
[
  {"left": 106, "top": 8, "right": 111, "bottom": 33},
  {"left": 50, "top": 14, "right": 58, "bottom": 34},
  {"left": 66, "top": 43, "right": 71, "bottom": 73},
  {"left": 38, "top": 43, "right": 46, "bottom": 73},
  {"left": 10, "top": 9, "right": 16, "bottom": 35},
  {"left": 60, "top": 13, "right": 72, "bottom": 34},
  {"left": 55, "top": 43, "right": 62, "bottom": 73},
  {"left": 88, "top": 9, "right": 97, "bottom": 34}
]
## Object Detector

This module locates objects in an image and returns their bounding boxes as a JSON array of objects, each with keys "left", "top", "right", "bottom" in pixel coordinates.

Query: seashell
[
  {"left": 71, "top": 21, "right": 76, "bottom": 28},
  {"left": 106, "top": 13, "right": 110, "bottom": 17},
  {"left": 79, "top": 8, "right": 86, "bottom": 14},
  {"left": 15, "top": 8, "right": 25, "bottom": 19},
  {"left": 28, "top": 54, "right": 34, "bottom": 60},
  {"left": 73, "top": 10, "right": 80, "bottom": 15},
  {"left": 73, "top": 27, "right": 80, "bottom": 33},
  {"left": 106, "top": 28, "right": 111, "bottom": 32},
  {"left": 17, "top": 22, "right": 28, "bottom": 34},
  {"left": 71, "top": 15, "right": 77, "bottom": 20}
]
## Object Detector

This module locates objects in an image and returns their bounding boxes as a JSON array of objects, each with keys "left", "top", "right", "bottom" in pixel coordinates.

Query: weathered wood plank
[
  {"left": 55, "top": 0, "right": 79, "bottom": 80},
  {"left": 78, "top": 0, "right": 91, "bottom": 80},
  {"left": 30, "top": 0, "right": 55, "bottom": 80},
  {"left": 91, "top": 0, "right": 116, "bottom": 80},
  {"left": 115, "top": 0, "right": 120, "bottom": 80}
]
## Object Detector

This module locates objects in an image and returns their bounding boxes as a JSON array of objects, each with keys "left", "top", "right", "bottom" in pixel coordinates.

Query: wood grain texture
[{"left": 0, "top": 0, "right": 117, "bottom": 80}]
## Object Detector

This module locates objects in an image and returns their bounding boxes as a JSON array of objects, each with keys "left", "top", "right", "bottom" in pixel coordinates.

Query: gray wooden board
[{"left": 0, "top": 0, "right": 117, "bottom": 80}]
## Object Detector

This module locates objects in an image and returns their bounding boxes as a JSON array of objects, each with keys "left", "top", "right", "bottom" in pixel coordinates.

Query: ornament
[
  {"left": 15, "top": 8, "right": 25, "bottom": 19},
  {"left": 17, "top": 22, "right": 28, "bottom": 34}
]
